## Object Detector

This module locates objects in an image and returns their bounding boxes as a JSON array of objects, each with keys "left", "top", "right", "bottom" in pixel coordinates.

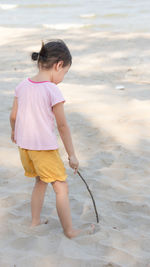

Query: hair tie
[{"left": 32, "top": 52, "right": 39, "bottom": 61}]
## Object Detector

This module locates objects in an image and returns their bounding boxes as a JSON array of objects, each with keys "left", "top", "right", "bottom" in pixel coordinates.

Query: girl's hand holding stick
[{"left": 68, "top": 155, "right": 79, "bottom": 174}]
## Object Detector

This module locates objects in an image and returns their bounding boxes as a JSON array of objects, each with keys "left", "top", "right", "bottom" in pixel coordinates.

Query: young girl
[{"left": 9, "top": 39, "right": 95, "bottom": 239}]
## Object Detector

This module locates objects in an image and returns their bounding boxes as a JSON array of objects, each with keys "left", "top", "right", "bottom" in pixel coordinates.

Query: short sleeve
[
  {"left": 14, "top": 79, "right": 26, "bottom": 97},
  {"left": 14, "top": 84, "right": 19, "bottom": 97},
  {"left": 51, "top": 85, "right": 66, "bottom": 107}
]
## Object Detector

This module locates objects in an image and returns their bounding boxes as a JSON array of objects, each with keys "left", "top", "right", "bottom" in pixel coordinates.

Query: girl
[{"left": 10, "top": 39, "right": 95, "bottom": 239}]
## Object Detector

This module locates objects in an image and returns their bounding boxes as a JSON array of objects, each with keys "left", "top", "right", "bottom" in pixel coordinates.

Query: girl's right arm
[
  {"left": 9, "top": 96, "right": 18, "bottom": 143},
  {"left": 52, "top": 102, "right": 79, "bottom": 174}
]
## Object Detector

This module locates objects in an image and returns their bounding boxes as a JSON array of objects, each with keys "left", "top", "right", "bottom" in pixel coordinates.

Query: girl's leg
[
  {"left": 31, "top": 176, "right": 48, "bottom": 226},
  {"left": 51, "top": 180, "right": 82, "bottom": 238}
]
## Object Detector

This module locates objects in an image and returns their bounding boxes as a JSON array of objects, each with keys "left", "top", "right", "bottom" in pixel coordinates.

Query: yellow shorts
[{"left": 18, "top": 146, "right": 68, "bottom": 183}]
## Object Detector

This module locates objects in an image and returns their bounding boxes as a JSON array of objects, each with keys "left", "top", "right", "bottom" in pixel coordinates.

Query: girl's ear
[{"left": 56, "top": 60, "right": 64, "bottom": 71}]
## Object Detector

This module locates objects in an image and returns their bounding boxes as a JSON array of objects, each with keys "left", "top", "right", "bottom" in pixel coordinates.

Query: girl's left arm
[{"left": 9, "top": 97, "right": 18, "bottom": 143}]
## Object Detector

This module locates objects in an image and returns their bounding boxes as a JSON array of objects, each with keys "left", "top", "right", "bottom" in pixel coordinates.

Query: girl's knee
[{"left": 52, "top": 180, "right": 68, "bottom": 195}]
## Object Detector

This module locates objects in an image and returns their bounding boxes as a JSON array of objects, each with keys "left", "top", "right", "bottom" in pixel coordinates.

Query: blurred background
[{"left": 0, "top": 0, "right": 150, "bottom": 32}]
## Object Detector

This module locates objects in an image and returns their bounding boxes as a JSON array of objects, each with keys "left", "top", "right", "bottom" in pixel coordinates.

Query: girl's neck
[{"left": 30, "top": 70, "right": 53, "bottom": 83}]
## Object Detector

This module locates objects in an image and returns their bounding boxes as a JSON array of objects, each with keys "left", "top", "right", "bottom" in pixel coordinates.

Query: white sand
[{"left": 1, "top": 27, "right": 150, "bottom": 266}]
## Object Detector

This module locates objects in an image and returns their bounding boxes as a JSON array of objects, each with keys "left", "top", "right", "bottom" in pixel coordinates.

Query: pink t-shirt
[{"left": 14, "top": 78, "right": 66, "bottom": 150}]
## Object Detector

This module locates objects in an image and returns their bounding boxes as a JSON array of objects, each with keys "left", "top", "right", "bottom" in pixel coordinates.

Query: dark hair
[{"left": 31, "top": 39, "right": 72, "bottom": 69}]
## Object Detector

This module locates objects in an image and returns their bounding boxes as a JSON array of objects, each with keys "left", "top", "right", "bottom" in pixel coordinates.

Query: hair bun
[{"left": 31, "top": 52, "right": 39, "bottom": 61}]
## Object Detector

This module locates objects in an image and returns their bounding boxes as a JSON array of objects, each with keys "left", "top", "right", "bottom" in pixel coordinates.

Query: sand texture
[{"left": 1, "top": 27, "right": 150, "bottom": 266}]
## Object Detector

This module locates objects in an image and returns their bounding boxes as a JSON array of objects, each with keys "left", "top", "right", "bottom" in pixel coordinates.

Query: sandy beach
[{"left": 1, "top": 12, "right": 150, "bottom": 267}]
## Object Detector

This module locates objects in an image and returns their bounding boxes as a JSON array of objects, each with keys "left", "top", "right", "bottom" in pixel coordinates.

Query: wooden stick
[{"left": 77, "top": 170, "right": 99, "bottom": 223}]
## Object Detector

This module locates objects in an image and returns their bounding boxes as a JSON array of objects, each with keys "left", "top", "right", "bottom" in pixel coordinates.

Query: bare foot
[
  {"left": 30, "top": 219, "right": 48, "bottom": 227},
  {"left": 64, "top": 224, "right": 96, "bottom": 239}
]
